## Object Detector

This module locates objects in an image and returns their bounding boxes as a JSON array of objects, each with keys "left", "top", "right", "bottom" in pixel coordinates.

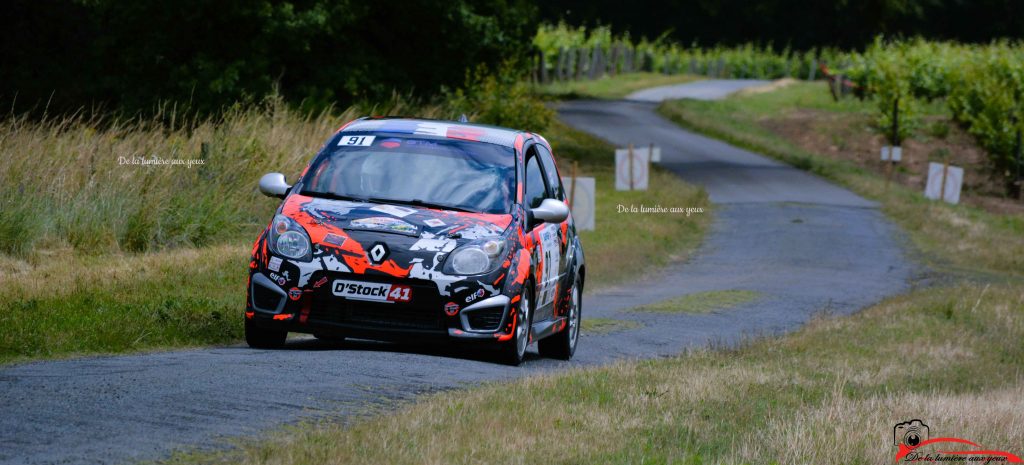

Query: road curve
[
  {"left": 0, "top": 80, "right": 917, "bottom": 464},
  {"left": 626, "top": 79, "right": 771, "bottom": 102}
]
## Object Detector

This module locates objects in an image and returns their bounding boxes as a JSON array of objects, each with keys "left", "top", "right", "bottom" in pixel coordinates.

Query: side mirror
[
  {"left": 258, "top": 172, "right": 291, "bottom": 199},
  {"left": 530, "top": 198, "right": 570, "bottom": 226}
]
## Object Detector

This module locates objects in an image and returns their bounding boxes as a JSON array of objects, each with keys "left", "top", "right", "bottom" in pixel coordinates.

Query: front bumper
[{"left": 247, "top": 271, "right": 514, "bottom": 342}]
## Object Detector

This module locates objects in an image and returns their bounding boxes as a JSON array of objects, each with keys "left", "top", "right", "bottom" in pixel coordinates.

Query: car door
[
  {"left": 523, "top": 144, "right": 565, "bottom": 322},
  {"left": 535, "top": 143, "right": 570, "bottom": 291}
]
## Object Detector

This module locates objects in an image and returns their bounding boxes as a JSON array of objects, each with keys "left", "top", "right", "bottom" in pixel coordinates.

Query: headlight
[
  {"left": 444, "top": 238, "right": 506, "bottom": 275},
  {"left": 268, "top": 214, "right": 312, "bottom": 261}
]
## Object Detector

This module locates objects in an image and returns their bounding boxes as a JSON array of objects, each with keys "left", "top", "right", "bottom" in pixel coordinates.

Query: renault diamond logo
[{"left": 368, "top": 242, "right": 389, "bottom": 264}]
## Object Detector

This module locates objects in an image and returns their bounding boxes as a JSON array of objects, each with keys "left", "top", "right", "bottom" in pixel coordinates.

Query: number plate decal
[
  {"left": 337, "top": 135, "right": 376, "bottom": 146},
  {"left": 332, "top": 280, "right": 411, "bottom": 303}
]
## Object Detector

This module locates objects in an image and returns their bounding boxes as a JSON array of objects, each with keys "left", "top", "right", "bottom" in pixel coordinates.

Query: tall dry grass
[{"left": 0, "top": 96, "right": 446, "bottom": 256}]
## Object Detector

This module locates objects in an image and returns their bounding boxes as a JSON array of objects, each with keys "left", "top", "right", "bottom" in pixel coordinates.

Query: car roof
[{"left": 339, "top": 117, "right": 525, "bottom": 148}]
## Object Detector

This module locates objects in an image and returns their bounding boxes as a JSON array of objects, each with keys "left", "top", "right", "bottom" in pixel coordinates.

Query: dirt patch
[
  {"left": 761, "top": 109, "right": 1024, "bottom": 216},
  {"left": 734, "top": 78, "right": 799, "bottom": 97}
]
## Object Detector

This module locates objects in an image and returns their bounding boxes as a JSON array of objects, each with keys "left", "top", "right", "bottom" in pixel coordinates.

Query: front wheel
[
  {"left": 245, "top": 318, "right": 287, "bottom": 349},
  {"left": 539, "top": 275, "right": 581, "bottom": 360},
  {"left": 498, "top": 285, "right": 532, "bottom": 366}
]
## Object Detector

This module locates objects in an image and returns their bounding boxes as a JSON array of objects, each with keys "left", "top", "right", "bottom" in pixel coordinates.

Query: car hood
[
  {"left": 282, "top": 193, "right": 512, "bottom": 239},
  {"left": 278, "top": 194, "right": 512, "bottom": 277}
]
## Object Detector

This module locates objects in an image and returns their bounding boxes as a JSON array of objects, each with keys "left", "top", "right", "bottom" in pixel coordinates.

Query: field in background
[
  {"left": 659, "top": 82, "right": 1024, "bottom": 278},
  {"left": 532, "top": 25, "right": 1024, "bottom": 200},
  {"left": 0, "top": 111, "right": 709, "bottom": 364},
  {"left": 534, "top": 73, "right": 701, "bottom": 100}
]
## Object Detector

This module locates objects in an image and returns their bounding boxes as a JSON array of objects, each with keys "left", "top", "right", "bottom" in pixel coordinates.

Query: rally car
[{"left": 245, "top": 117, "right": 584, "bottom": 365}]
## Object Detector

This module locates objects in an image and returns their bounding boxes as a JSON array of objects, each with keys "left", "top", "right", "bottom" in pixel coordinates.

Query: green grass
[
  {"left": 629, "top": 290, "right": 759, "bottom": 314},
  {"left": 0, "top": 246, "right": 246, "bottom": 364},
  {"left": 0, "top": 117, "right": 710, "bottom": 364},
  {"left": 657, "top": 82, "right": 1024, "bottom": 278},
  {"left": 163, "top": 283, "right": 1024, "bottom": 465},
  {"left": 534, "top": 73, "right": 702, "bottom": 100},
  {"left": 581, "top": 318, "right": 642, "bottom": 335}
]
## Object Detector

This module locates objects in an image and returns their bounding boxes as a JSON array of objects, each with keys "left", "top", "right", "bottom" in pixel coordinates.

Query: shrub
[
  {"left": 847, "top": 37, "right": 1024, "bottom": 192},
  {"left": 947, "top": 44, "right": 1024, "bottom": 186},
  {"left": 445, "top": 64, "right": 554, "bottom": 132}
]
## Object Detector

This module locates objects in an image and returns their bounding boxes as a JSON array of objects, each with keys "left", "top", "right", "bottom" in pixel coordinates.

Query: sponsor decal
[
  {"left": 423, "top": 218, "right": 446, "bottom": 228},
  {"left": 349, "top": 216, "right": 418, "bottom": 235},
  {"left": 413, "top": 122, "right": 448, "bottom": 137},
  {"left": 444, "top": 302, "right": 460, "bottom": 316},
  {"left": 404, "top": 139, "right": 442, "bottom": 148},
  {"left": 323, "top": 233, "right": 346, "bottom": 247},
  {"left": 367, "top": 242, "right": 389, "bottom": 264},
  {"left": 446, "top": 126, "right": 486, "bottom": 141},
  {"left": 269, "top": 272, "right": 287, "bottom": 286},
  {"left": 332, "top": 280, "right": 412, "bottom": 303},
  {"left": 894, "top": 420, "right": 1022, "bottom": 463},
  {"left": 288, "top": 287, "right": 303, "bottom": 301},
  {"left": 268, "top": 256, "right": 282, "bottom": 272},
  {"left": 379, "top": 138, "right": 402, "bottom": 149},
  {"left": 313, "top": 277, "right": 328, "bottom": 289},
  {"left": 465, "top": 288, "right": 486, "bottom": 304},
  {"left": 338, "top": 135, "right": 375, "bottom": 146},
  {"left": 370, "top": 204, "right": 417, "bottom": 218}
]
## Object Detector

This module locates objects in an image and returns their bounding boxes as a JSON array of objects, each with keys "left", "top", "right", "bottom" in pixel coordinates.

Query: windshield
[{"left": 301, "top": 134, "right": 515, "bottom": 214}]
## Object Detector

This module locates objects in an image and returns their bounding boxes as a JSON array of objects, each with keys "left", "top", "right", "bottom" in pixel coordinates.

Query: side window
[
  {"left": 536, "top": 145, "right": 564, "bottom": 201},
  {"left": 524, "top": 152, "right": 548, "bottom": 209}
]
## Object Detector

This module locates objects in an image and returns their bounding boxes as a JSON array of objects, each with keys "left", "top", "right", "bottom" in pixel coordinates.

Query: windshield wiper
[
  {"left": 300, "top": 190, "right": 368, "bottom": 203},
  {"left": 365, "top": 197, "right": 476, "bottom": 213}
]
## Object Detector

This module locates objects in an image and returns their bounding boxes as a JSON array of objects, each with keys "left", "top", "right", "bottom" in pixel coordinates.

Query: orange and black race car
[{"left": 245, "top": 118, "right": 584, "bottom": 365}]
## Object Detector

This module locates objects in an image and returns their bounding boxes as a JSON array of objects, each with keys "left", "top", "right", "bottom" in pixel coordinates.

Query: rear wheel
[
  {"left": 245, "top": 318, "right": 287, "bottom": 349},
  {"left": 498, "top": 285, "right": 532, "bottom": 366},
  {"left": 538, "top": 275, "right": 581, "bottom": 360}
]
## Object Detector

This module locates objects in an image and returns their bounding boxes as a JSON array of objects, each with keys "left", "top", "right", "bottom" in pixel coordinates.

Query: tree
[{"left": 0, "top": 0, "right": 538, "bottom": 116}]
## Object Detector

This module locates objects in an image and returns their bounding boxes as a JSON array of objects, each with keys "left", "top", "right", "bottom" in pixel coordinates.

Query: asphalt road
[{"left": 0, "top": 80, "right": 918, "bottom": 464}]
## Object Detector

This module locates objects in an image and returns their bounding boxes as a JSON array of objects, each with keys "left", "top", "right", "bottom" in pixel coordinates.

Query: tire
[
  {"left": 245, "top": 318, "right": 287, "bottom": 349},
  {"left": 498, "top": 285, "right": 533, "bottom": 366},
  {"left": 538, "top": 275, "right": 581, "bottom": 360}
]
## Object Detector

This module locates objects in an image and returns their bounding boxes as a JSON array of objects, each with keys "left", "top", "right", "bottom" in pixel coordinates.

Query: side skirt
[{"left": 530, "top": 316, "right": 567, "bottom": 343}]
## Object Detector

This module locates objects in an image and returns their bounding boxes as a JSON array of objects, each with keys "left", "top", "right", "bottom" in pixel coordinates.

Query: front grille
[
  {"left": 348, "top": 305, "right": 443, "bottom": 330},
  {"left": 307, "top": 273, "right": 445, "bottom": 331},
  {"left": 309, "top": 299, "right": 443, "bottom": 330},
  {"left": 466, "top": 307, "right": 504, "bottom": 331}
]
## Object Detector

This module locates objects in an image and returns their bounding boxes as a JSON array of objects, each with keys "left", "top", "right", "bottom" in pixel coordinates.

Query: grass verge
[
  {"left": 164, "top": 283, "right": 1024, "bottom": 464},
  {"left": 580, "top": 318, "right": 642, "bottom": 335},
  {"left": 629, "top": 290, "right": 759, "bottom": 314},
  {"left": 534, "top": 73, "right": 702, "bottom": 100},
  {"left": 657, "top": 82, "right": 1024, "bottom": 278},
  {"left": 0, "top": 119, "right": 710, "bottom": 364},
  {"left": 0, "top": 246, "right": 246, "bottom": 364}
]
